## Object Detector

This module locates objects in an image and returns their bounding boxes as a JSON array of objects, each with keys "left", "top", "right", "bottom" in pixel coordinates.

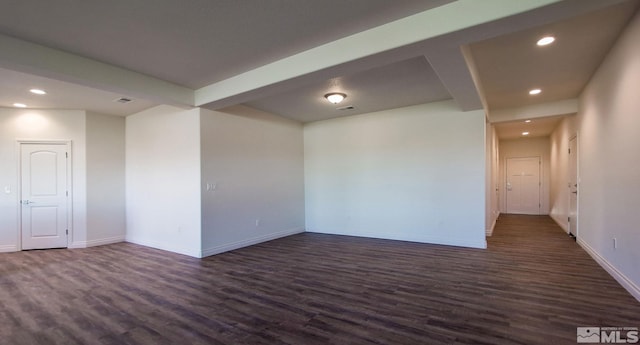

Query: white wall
[
  {"left": 200, "top": 106, "right": 305, "bottom": 256},
  {"left": 499, "top": 137, "right": 551, "bottom": 214},
  {"left": 86, "top": 112, "right": 126, "bottom": 246},
  {"left": 0, "top": 108, "right": 87, "bottom": 251},
  {"left": 125, "top": 105, "right": 201, "bottom": 257},
  {"left": 549, "top": 115, "right": 576, "bottom": 232},
  {"left": 571, "top": 10, "right": 640, "bottom": 300},
  {"left": 304, "top": 100, "right": 486, "bottom": 249}
]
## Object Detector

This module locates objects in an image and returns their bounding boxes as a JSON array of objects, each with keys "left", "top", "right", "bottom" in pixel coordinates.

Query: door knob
[{"left": 21, "top": 200, "right": 34, "bottom": 205}]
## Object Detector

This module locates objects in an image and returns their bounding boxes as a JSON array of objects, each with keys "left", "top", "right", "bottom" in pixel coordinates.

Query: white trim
[
  {"left": 0, "top": 244, "right": 18, "bottom": 253},
  {"left": 578, "top": 238, "right": 640, "bottom": 302},
  {"left": 549, "top": 213, "right": 569, "bottom": 233},
  {"left": 305, "top": 229, "right": 487, "bottom": 249},
  {"left": 125, "top": 237, "right": 202, "bottom": 258},
  {"left": 486, "top": 216, "right": 498, "bottom": 236},
  {"left": 201, "top": 227, "right": 305, "bottom": 257},
  {"left": 69, "top": 235, "right": 125, "bottom": 249}
]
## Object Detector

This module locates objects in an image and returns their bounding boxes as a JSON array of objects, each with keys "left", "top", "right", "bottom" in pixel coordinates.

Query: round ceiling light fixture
[
  {"left": 30, "top": 89, "right": 47, "bottom": 95},
  {"left": 324, "top": 92, "right": 346, "bottom": 104},
  {"left": 537, "top": 36, "right": 555, "bottom": 46},
  {"left": 529, "top": 88, "right": 542, "bottom": 95},
  {"left": 13, "top": 103, "right": 27, "bottom": 108}
]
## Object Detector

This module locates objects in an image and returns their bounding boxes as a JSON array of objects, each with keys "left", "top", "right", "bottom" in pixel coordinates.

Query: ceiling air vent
[
  {"left": 337, "top": 105, "right": 355, "bottom": 111},
  {"left": 113, "top": 97, "right": 133, "bottom": 104}
]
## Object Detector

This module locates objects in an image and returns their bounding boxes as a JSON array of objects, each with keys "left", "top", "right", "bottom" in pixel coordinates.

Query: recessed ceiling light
[
  {"left": 522, "top": 131, "right": 530, "bottom": 136},
  {"left": 13, "top": 103, "right": 27, "bottom": 108},
  {"left": 525, "top": 120, "right": 532, "bottom": 123},
  {"left": 537, "top": 36, "right": 555, "bottom": 46},
  {"left": 29, "top": 89, "right": 46, "bottom": 95},
  {"left": 529, "top": 89, "right": 542, "bottom": 95}
]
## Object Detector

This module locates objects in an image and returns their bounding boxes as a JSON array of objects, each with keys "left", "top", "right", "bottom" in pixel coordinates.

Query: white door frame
[
  {"left": 568, "top": 135, "right": 579, "bottom": 239},
  {"left": 16, "top": 140, "right": 73, "bottom": 250}
]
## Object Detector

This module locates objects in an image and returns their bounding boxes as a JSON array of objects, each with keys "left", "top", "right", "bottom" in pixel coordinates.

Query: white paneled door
[
  {"left": 20, "top": 143, "right": 69, "bottom": 250},
  {"left": 569, "top": 137, "right": 578, "bottom": 238},
  {"left": 506, "top": 157, "right": 541, "bottom": 215}
]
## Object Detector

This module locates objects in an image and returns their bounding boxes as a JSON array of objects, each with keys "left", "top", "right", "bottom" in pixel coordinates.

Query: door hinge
[
  {"left": 66, "top": 229, "right": 68, "bottom": 235},
  {"left": 568, "top": 148, "right": 571, "bottom": 154},
  {"left": 65, "top": 152, "right": 68, "bottom": 158},
  {"left": 568, "top": 217, "right": 571, "bottom": 222},
  {"left": 66, "top": 191, "right": 68, "bottom": 197}
]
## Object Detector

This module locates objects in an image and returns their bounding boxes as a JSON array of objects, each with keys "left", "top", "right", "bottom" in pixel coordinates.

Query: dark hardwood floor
[{"left": 1, "top": 215, "right": 639, "bottom": 344}]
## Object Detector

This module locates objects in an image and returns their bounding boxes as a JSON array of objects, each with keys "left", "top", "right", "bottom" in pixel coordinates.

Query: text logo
[{"left": 577, "top": 327, "right": 639, "bottom": 344}]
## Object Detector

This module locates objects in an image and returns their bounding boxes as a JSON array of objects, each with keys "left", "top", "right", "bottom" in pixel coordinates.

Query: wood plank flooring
[{"left": 1, "top": 214, "right": 639, "bottom": 344}]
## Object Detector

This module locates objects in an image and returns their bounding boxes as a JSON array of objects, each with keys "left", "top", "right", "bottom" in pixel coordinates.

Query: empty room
[{"left": 1, "top": 1, "right": 639, "bottom": 344}]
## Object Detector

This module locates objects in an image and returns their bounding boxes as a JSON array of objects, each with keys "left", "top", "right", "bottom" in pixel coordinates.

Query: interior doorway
[
  {"left": 19, "top": 141, "right": 71, "bottom": 250},
  {"left": 568, "top": 136, "right": 578, "bottom": 238},
  {"left": 505, "top": 157, "right": 541, "bottom": 214}
]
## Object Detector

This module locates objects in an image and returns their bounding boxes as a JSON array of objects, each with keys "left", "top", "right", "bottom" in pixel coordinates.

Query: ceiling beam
[
  {"left": 194, "top": 0, "right": 564, "bottom": 109},
  {"left": 425, "top": 46, "right": 484, "bottom": 112},
  {"left": 0, "top": 34, "right": 194, "bottom": 108},
  {"left": 489, "top": 98, "right": 578, "bottom": 123}
]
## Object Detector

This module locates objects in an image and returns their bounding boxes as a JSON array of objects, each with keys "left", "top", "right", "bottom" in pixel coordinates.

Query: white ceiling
[
  {"left": 245, "top": 57, "right": 451, "bottom": 123},
  {"left": 469, "top": 0, "right": 639, "bottom": 111},
  {"left": 0, "top": 0, "right": 450, "bottom": 88},
  {"left": 0, "top": 0, "right": 637, "bottom": 133},
  {"left": 494, "top": 116, "right": 565, "bottom": 140},
  {"left": 0, "top": 67, "right": 156, "bottom": 116}
]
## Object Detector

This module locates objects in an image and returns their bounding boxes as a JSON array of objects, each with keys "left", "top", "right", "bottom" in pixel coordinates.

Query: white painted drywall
[
  {"left": 499, "top": 137, "right": 551, "bottom": 214},
  {"left": 549, "top": 115, "right": 576, "bottom": 232},
  {"left": 0, "top": 108, "right": 87, "bottom": 251},
  {"left": 86, "top": 112, "right": 125, "bottom": 246},
  {"left": 573, "top": 10, "right": 640, "bottom": 299},
  {"left": 199, "top": 106, "right": 305, "bottom": 256},
  {"left": 304, "top": 100, "right": 486, "bottom": 248},
  {"left": 125, "top": 105, "right": 201, "bottom": 257}
]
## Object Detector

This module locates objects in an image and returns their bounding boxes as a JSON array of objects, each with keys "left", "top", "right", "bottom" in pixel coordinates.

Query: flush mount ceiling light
[
  {"left": 13, "top": 103, "right": 27, "bottom": 108},
  {"left": 324, "top": 92, "right": 346, "bottom": 104},
  {"left": 522, "top": 131, "right": 530, "bottom": 136},
  {"left": 29, "top": 89, "right": 46, "bottom": 95},
  {"left": 529, "top": 88, "right": 542, "bottom": 95},
  {"left": 525, "top": 120, "right": 532, "bottom": 123},
  {"left": 537, "top": 36, "right": 555, "bottom": 46}
]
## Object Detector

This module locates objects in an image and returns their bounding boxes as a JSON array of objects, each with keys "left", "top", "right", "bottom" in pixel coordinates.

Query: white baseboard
[
  {"left": 305, "top": 229, "right": 487, "bottom": 249},
  {"left": 486, "top": 216, "right": 498, "bottom": 237},
  {"left": 125, "top": 237, "right": 201, "bottom": 258},
  {"left": 550, "top": 213, "right": 569, "bottom": 233},
  {"left": 578, "top": 238, "right": 640, "bottom": 302},
  {"left": 201, "top": 227, "right": 305, "bottom": 257},
  {"left": 69, "top": 235, "right": 125, "bottom": 249},
  {"left": 0, "top": 244, "right": 18, "bottom": 253}
]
